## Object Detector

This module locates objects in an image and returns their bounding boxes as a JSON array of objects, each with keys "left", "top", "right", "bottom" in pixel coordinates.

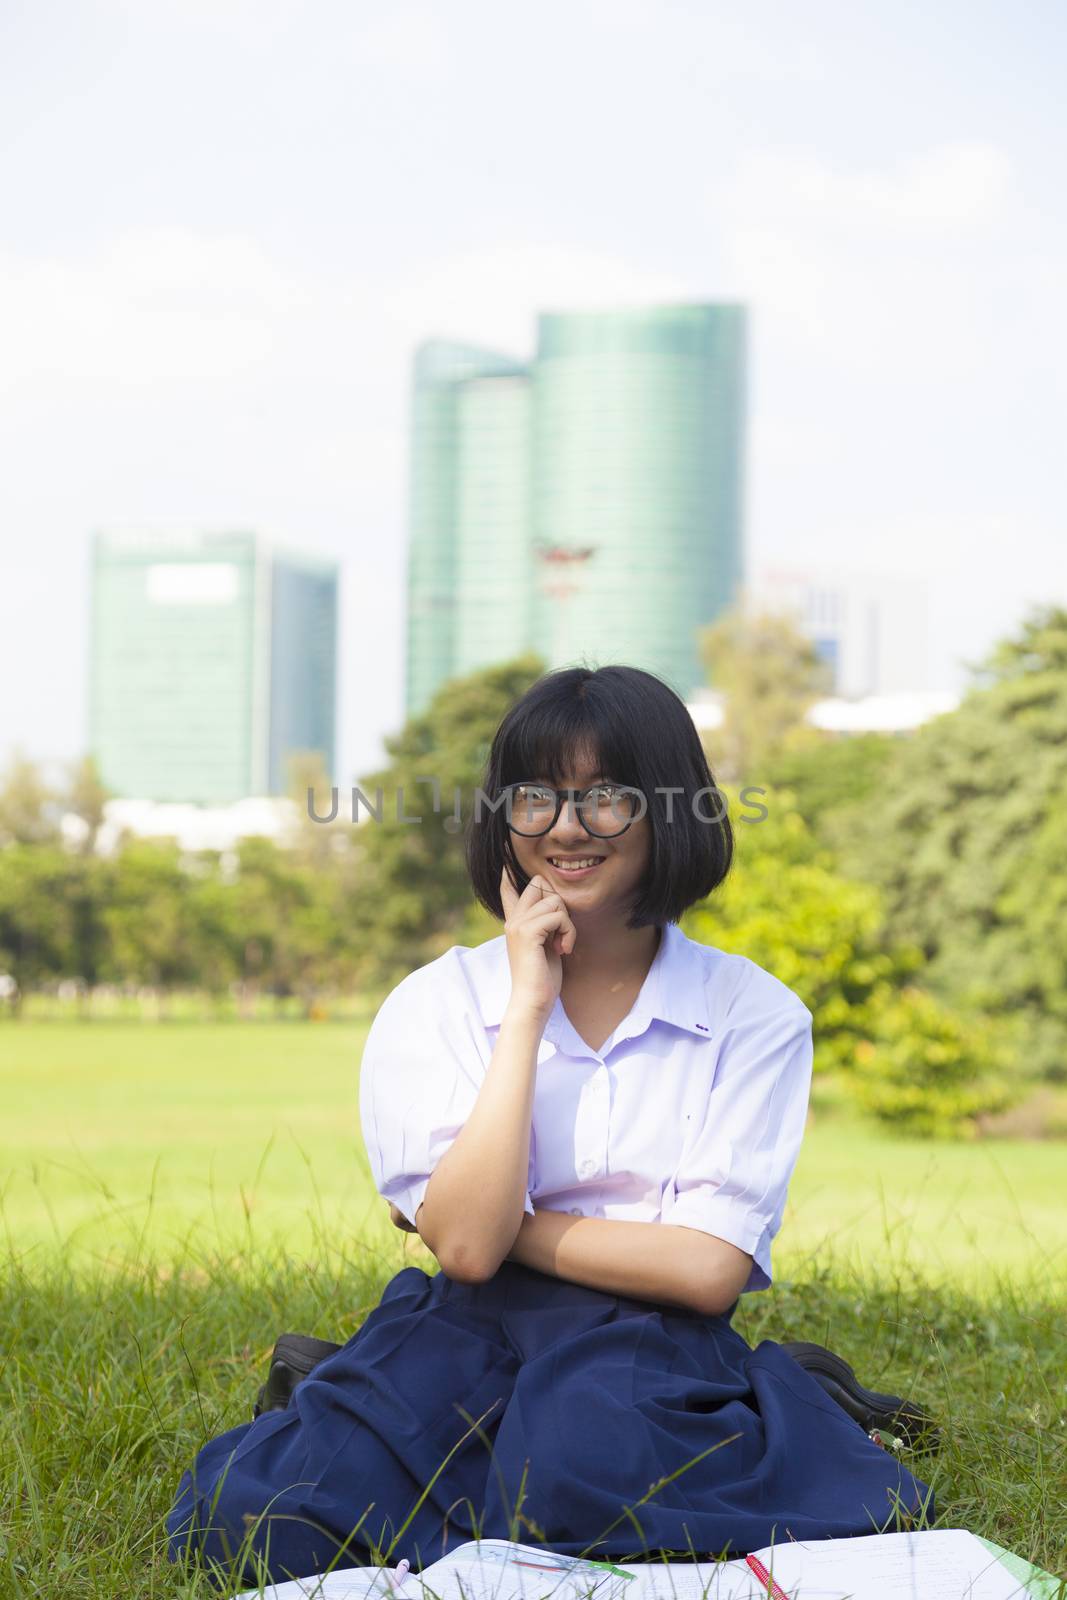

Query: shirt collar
[{"left": 472, "top": 919, "right": 712, "bottom": 1040}]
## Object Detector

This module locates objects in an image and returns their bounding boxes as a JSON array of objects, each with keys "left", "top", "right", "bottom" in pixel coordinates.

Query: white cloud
[
  {"left": 0, "top": 229, "right": 312, "bottom": 387},
  {"left": 106, "top": 0, "right": 454, "bottom": 80},
  {"left": 732, "top": 141, "right": 1011, "bottom": 236},
  {"left": 107, "top": 0, "right": 303, "bottom": 39},
  {"left": 347, "top": 7, "right": 453, "bottom": 81},
  {"left": 379, "top": 241, "right": 693, "bottom": 356},
  {"left": 715, "top": 141, "right": 1019, "bottom": 379},
  {"left": 0, "top": 229, "right": 688, "bottom": 395},
  {"left": 577, "top": 0, "right": 826, "bottom": 80}
]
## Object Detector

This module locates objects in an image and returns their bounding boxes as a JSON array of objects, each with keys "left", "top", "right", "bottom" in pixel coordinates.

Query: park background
[{"left": 1, "top": 1, "right": 1065, "bottom": 1595}]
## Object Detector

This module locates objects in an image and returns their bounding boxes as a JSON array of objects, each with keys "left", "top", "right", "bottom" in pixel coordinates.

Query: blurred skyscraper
[
  {"left": 406, "top": 304, "right": 746, "bottom": 715},
  {"left": 407, "top": 342, "right": 531, "bottom": 715},
  {"left": 89, "top": 529, "right": 338, "bottom": 803}
]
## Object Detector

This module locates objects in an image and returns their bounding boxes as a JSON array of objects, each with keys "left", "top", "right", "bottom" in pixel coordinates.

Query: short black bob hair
[{"left": 465, "top": 664, "right": 733, "bottom": 928}]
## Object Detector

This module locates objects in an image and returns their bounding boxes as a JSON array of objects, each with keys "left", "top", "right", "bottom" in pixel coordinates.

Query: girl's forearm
[
  {"left": 414, "top": 1003, "right": 547, "bottom": 1281},
  {"left": 505, "top": 1209, "right": 751, "bottom": 1318}
]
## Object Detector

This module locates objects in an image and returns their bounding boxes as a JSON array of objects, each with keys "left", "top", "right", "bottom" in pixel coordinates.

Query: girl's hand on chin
[{"left": 500, "top": 863, "right": 577, "bottom": 1019}]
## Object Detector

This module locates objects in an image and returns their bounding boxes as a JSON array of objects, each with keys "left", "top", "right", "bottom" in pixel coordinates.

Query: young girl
[{"left": 167, "top": 665, "right": 935, "bottom": 1586}]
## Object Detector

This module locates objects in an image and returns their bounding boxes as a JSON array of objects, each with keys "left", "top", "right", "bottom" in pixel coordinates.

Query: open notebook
[{"left": 234, "top": 1529, "right": 1064, "bottom": 1600}]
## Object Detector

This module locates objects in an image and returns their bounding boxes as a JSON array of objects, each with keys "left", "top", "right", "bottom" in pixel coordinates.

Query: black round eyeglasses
[{"left": 499, "top": 782, "right": 646, "bottom": 839}]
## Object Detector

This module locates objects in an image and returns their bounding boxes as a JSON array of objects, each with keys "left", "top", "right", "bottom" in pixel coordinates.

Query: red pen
[{"left": 745, "top": 1553, "right": 791, "bottom": 1600}]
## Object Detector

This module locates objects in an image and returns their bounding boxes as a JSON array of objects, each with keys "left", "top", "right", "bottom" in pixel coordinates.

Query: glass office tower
[
  {"left": 406, "top": 342, "right": 529, "bottom": 717},
  {"left": 90, "top": 529, "right": 338, "bottom": 803},
  {"left": 404, "top": 303, "right": 746, "bottom": 716},
  {"left": 452, "top": 372, "right": 533, "bottom": 679},
  {"left": 266, "top": 549, "right": 339, "bottom": 795},
  {"left": 531, "top": 305, "right": 745, "bottom": 699}
]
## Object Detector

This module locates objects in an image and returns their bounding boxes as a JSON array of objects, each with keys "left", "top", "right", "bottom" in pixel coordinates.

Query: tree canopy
[
  {"left": 697, "top": 608, "right": 833, "bottom": 784},
  {"left": 828, "top": 604, "right": 1067, "bottom": 1082}
]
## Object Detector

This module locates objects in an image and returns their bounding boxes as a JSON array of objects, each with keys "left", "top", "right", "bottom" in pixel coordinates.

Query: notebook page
[
  {"left": 613, "top": 1561, "right": 809, "bottom": 1600},
  {"left": 408, "top": 1543, "right": 772, "bottom": 1600},
  {"left": 233, "top": 1564, "right": 409, "bottom": 1600},
  {"left": 746, "top": 1528, "right": 1035, "bottom": 1600},
  {"left": 408, "top": 1540, "right": 633, "bottom": 1600}
]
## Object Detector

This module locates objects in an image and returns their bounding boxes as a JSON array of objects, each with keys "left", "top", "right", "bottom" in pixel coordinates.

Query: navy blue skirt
[{"left": 167, "top": 1260, "right": 935, "bottom": 1585}]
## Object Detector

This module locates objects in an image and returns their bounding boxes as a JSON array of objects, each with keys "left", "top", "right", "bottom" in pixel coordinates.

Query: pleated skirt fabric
[{"left": 167, "top": 1260, "right": 935, "bottom": 1586}]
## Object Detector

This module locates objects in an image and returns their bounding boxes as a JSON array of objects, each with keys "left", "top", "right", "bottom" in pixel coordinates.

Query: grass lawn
[
  {"left": 2, "top": 1022, "right": 1064, "bottom": 1297},
  {"left": 1, "top": 1022, "right": 1065, "bottom": 1594}
]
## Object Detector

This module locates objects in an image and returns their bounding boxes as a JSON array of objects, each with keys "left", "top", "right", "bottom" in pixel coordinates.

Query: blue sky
[{"left": 1, "top": 0, "right": 1064, "bottom": 782}]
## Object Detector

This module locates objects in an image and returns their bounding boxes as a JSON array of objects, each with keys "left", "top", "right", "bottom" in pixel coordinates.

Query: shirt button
[
  {"left": 569, "top": 1206, "right": 582, "bottom": 1216},
  {"left": 578, "top": 1158, "right": 596, "bottom": 1179}
]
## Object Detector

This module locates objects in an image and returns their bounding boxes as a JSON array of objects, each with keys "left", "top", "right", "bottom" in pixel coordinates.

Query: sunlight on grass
[
  {"left": 2, "top": 1022, "right": 1066, "bottom": 1593},
  {"left": 1, "top": 1217, "right": 1065, "bottom": 1596},
  {"left": 2, "top": 1022, "right": 1065, "bottom": 1298}
]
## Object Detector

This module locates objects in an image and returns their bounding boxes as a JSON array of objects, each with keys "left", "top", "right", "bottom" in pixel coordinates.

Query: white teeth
[{"left": 549, "top": 858, "right": 603, "bottom": 869}]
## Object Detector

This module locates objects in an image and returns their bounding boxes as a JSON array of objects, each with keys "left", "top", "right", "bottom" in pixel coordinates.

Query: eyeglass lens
[{"left": 506, "top": 784, "right": 637, "bottom": 837}]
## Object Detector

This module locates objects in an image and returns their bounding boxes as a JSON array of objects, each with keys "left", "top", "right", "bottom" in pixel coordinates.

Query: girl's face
[{"left": 506, "top": 744, "right": 652, "bottom": 918}]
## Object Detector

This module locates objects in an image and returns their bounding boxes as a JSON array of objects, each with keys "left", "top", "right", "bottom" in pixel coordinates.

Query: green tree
[
  {"left": 762, "top": 731, "right": 899, "bottom": 838},
  {"left": 682, "top": 787, "right": 1021, "bottom": 1136},
  {"left": 63, "top": 754, "right": 112, "bottom": 856},
  {"left": 282, "top": 747, "right": 354, "bottom": 872},
  {"left": 849, "top": 987, "right": 1016, "bottom": 1138},
  {"left": 98, "top": 841, "right": 205, "bottom": 1003},
  {"left": 229, "top": 834, "right": 356, "bottom": 1016},
  {"left": 697, "top": 609, "right": 833, "bottom": 785},
  {"left": 181, "top": 855, "right": 243, "bottom": 1007},
  {"left": 0, "top": 846, "right": 81, "bottom": 1010},
  {"left": 683, "top": 786, "right": 923, "bottom": 1080},
  {"left": 829, "top": 604, "right": 1067, "bottom": 1081},
  {"left": 0, "top": 750, "right": 62, "bottom": 847}
]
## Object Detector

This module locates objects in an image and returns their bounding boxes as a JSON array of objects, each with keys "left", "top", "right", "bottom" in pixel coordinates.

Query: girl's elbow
[
  {"left": 432, "top": 1230, "right": 501, "bottom": 1284},
  {"left": 417, "top": 1185, "right": 508, "bottom": 1283},
  {"left": 693, "top": 1282, "right": 739, "bottom": 1319},
  {"left": 438, "top": 1244, "right": 499, "bottom": 1284},
  {"left": 685, "top": 1241, "right": 753, "bottom": 1318}
]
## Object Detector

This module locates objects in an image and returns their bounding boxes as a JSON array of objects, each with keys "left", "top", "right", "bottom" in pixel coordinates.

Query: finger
[
  {"left": 544, "top": 921, "right": 576, "bottom": 958},
  {"left": 517, "top": 894, "right": 569, "bottom": 924},
  {"left": 523, "top": 904, "right": 577, "bottom": 949},
  {"left": 517, "top": 872, "right": 550, "bottom": 907},
  {"left": 523, "top": 887, "right": 571, "bottom": 916},
  {"left": 501, "top": 863, "right": 547, "bottom": 914}
]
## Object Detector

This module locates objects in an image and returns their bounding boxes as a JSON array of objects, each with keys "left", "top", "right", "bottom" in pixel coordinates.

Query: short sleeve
[
  {"left": 358, "top": 962, "right": 535, "bottom": 1227},
  {"left": 662, "top": 995, "right": 813, "bottom": 1295}
]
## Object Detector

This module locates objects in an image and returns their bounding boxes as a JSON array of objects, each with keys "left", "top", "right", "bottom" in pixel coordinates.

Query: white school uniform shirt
[{"left": 359, "top": 920, "right": 814, "bottom": 1296}]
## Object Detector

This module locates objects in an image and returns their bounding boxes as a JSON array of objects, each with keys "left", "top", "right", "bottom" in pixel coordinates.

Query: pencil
[{"left": 744, "top": 1553, "right": 791, "bottom": 1600}]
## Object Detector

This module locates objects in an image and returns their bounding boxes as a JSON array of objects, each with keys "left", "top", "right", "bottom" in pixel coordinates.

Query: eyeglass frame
[{"left": 498, "top": 780, "right": 647, "bottom": 838}]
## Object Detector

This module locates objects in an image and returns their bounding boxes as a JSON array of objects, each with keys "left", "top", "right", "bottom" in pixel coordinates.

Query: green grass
[
  {"left": 1, "top": 1023, "right": 1065, "bottom": 1595},
  {"left": 2, "top": 1240, "right": 1065, "bottom": 1596},
  {"left": 2, "top": 1023, "right": 1065, "bottom": 1296}
]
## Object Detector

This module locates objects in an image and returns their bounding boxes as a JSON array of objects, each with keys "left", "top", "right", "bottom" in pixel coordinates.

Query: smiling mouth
[{"left": 545, "top": 856, "right": 606, "bottom": 871}]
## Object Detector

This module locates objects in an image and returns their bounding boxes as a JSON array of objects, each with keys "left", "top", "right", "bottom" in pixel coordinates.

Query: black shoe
[
  {"left": 252, "top": 1333, "right": 344, "bottom": 1421},
  {"left": 779, "top": 1341, "right": 941, "bottom": 1452}
]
